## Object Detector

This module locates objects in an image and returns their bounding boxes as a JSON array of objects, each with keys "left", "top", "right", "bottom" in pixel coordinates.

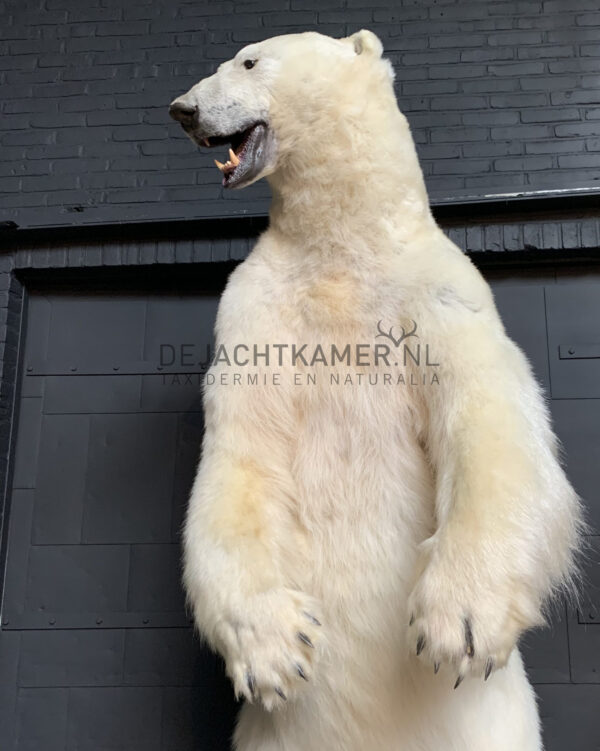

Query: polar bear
[{"left": 169, "top": 30, "right": 581, "bottom": 751}]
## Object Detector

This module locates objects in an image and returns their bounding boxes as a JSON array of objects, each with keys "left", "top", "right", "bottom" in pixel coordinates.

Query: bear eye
[{"left": 244, "top": 59, "right": 257, "bottom": 70}]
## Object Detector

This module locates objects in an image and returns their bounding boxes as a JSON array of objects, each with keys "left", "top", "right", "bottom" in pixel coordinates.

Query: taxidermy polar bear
[{"left": 170, "top": 30, "right": 581, "bottom": 751}]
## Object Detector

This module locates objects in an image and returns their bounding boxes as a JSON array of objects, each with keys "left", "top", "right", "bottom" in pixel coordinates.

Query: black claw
[
  {"left": 298, "top": 632, "right": 314, "bottom": 648},
  {"left": 434, "top": 662, "right": 440, "bottom": 674},
  {"left": 416, "top": 635, "right": 426, "bottom": 656},
  {"left": 464, "top": 617, "right": 475, "bottom": 658},
  {"left": 303, "top": 612, "right": 321, "bottom": 627},
  {"left": 485, "top": 658, "right": 494, "bottom": 681},
  {"left": 454, "top": 674, "right": 464, "bottom": 690},
  {"left": 246, "top": 670, "right": 256, "bottom": 697},
  {"left": 296, "top": 663, "right": 308, "bottom": 681},
  {"left": 275, "top": 687, "right": 287, "bottom": 701},
  {"left": 409, "top": 613, "right": 415, "bottom": 627}
]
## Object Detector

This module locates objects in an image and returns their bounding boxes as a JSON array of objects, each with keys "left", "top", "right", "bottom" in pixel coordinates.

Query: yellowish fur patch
[
  {"left": 305, "top": 273, "right": 359, "bottom": 324},
  {"left": 207, "top": 457, "right": 268, "bottom": 547}
]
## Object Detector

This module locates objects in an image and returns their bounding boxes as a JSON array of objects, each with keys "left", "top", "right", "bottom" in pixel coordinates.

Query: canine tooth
[
  {"left": 203, "top": 138, "right": 210, "bottom": 147},
  {"left": 214, "top": 159, "right": 226, "bottom": 172},
  {"left": 229, "top": 148, "right": 240, "bottom": 166}
]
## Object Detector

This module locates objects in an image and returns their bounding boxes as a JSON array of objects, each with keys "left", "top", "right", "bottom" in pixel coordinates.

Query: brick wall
[{"left": 1, "top": 0, "right": 600, "bottom": 229}]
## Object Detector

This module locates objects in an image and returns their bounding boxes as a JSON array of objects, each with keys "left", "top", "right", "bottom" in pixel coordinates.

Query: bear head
[{"left": 169, "top": 30, "right": 397, "bottom": 190}]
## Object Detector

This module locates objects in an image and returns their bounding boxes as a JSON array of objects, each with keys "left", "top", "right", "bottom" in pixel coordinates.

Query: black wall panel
[{"left": 1, "top": 290, "right": 237, "bottom": 750}]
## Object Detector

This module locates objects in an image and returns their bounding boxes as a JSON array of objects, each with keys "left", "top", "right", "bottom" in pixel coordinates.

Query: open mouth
[{"left": 197, "top": 122, "right": 268, "bottom": 189}]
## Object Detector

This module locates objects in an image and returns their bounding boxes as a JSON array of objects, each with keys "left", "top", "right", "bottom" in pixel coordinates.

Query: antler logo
[{"left": 375, "top": 319, "right": 419, "bottom": 348}]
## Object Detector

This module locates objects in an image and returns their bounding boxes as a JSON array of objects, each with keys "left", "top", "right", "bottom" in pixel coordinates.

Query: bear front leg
[
  {"left": 183, "top": 386, "right": 323, "bottom": 710},
  {"left": 408, "top": 308, "right": 580, "bottom": 686}
]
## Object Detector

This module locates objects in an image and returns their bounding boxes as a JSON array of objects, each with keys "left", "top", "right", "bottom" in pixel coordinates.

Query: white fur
[{"left": 179, "top": 31, "right": 581, "bottom": 751}]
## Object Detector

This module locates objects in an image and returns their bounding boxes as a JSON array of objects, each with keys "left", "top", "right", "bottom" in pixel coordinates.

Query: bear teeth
[
  {"left": 214, "top": 159, "right": 236, "bottom": 174},
  {"left": 214, "top": 148, "right": 240, "bottom": 174}
]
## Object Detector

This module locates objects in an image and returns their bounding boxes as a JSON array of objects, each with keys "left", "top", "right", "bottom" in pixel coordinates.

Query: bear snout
[{"left": 169, "top": 100, "right": 198, "bottom": 129}]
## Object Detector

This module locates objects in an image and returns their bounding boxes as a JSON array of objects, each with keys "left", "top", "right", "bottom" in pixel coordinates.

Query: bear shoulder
[
  {"left": 398, "top": 231, "right": 496, "bottom": 322},
  {"left": 214, "top": 234, "right": 288, "bottom": 344}
]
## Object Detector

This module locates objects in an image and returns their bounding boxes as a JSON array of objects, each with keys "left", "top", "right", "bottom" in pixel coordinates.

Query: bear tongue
[{"left": 214, "top": 148, "right": 240, "bottom": 174}]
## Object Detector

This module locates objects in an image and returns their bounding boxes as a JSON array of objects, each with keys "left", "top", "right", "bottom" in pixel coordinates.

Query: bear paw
[
  {"left": 219, "top": 588, "right": 323, "bottom": 711},
  {"left": 407, "top": 550, "right": 539, "bottom": 688}
]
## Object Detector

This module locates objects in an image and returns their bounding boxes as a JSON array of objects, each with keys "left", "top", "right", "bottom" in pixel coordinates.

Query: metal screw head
[
  {"left": 49, "top": 618, "right": 56, "bottom": 625},
  {"left": 568, "top": 348, "right": 575, "bottom": 355},
  {"left": 142, "top": 618, "right": 149, "bottom": 625},
  {"left": 96, "top": 617, "right": 103, "bottom": 625}
]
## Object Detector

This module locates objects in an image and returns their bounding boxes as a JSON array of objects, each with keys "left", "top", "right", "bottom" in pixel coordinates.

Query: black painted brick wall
[{"left": 1, "top": 0, "right": 600, "bottom": 229}]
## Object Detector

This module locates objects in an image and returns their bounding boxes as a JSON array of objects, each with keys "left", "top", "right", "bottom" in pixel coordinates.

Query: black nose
[{"left": 169, "top": 101, "right": 197, "bottom": 126}]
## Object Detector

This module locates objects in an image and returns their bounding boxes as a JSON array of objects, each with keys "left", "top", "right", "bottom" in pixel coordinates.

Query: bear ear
[{"left": 348, "top": 29, "right": 383, "bottom": 58}]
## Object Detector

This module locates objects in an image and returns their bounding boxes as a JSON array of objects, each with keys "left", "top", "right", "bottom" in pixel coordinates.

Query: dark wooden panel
[
  {"left": 18, "top": 631, "right": 126, "bottom": 688},
  {"left": 537, "top": 685, "right": 600, "bottom": 751},
  {"left": 4, "top": 289, "right": 233, "bottom": 749},
  {"left": 127, "top": 544, "right": 186, "bottom": 614},
  {"left": 11, "top": 398, "right": 43, "bottom": 490},
  {"left": 140, "top": 374, "right": 206, "bottom": 413},
  {"left": 161, "top": 685, "right": 238, "bottom": 751},
  {"left": 521, "top": 606, "right": 570, "bottom": 684},
  {"left": 37, "top": 296, "right": 147, "bottom": 373},
  {"left": 82, "top": 414, "right": 177, "bottom": 545},
  {"left": 490, "top": 283, "right": 550, "bottom": 391},
  {"left": 551, "top": 400, "right": 600, "bottom": 533},
  {"left": 32, "top": 415, "right": 89, "bottom": 545},
  {"left": 43, "top": 375, "right": 143, "bottom": 414},
  {"left": 0, "top": 633, "right": 20, "bottom": 751},
  {"left": 123, "top": 629, "right": 207, "bottom": 687},
  {"left": 2, "top": 491, "right": 36, "bottom": 621},
  {"left": 24, "top": 545, "right": 130, "bottom": 615},
  {"left": 143, "top": 297, "right": 217, "bottom": 364},
  {"left": 15, "top": 688, "right": 69, "bottom": 751},
  {"left": 546, "top": 284, "right": 600, "bottom": 399},
  {"left": 66, "top": 688, "right": 162, "bottom": 751}
]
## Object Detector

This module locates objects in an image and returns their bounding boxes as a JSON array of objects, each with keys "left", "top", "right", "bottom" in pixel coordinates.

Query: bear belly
[{"left": 277, "top": 383, "right": 434, "bottom": 710}]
